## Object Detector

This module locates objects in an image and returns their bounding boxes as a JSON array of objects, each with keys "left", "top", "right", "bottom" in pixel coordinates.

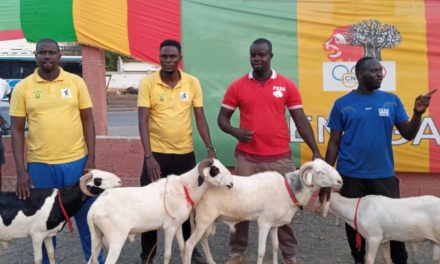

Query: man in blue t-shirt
[{"left": 324, "top": 57, "right": 436, "bottom": 264}]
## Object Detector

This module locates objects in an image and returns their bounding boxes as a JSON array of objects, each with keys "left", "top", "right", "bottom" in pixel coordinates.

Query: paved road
[
  {"left": 0, "top": 104, "right": 139, "bottom": 137},
  {"left": 107, "top": 111, "right": 138, "bottom": 137},
  {"left": 1, "top": 209, "right": 432, "bottom": 264}
]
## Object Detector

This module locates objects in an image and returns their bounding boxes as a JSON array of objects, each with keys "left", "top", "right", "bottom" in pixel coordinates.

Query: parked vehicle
[{"left": 0, "top": 55, "right": 82, "bottom": 100}]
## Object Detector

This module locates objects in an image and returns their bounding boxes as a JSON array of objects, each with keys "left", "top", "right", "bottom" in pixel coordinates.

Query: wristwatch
[{"left": 207, "top": 147, "right": 216, "bottom": 153}]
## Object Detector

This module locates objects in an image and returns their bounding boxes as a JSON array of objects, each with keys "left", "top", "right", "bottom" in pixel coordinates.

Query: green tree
[{"left": 105, "top": 52, "right": 131, "bottom": 71}]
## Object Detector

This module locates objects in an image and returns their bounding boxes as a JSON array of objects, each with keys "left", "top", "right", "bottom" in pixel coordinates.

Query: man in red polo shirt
[{"left": 218, "top": 38, "right": 322, "bottom": 264}]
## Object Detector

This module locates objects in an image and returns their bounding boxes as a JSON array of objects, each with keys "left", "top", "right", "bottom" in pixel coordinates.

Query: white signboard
[{"left": 322, "top": 61, "right": 396, "bottom": 91}]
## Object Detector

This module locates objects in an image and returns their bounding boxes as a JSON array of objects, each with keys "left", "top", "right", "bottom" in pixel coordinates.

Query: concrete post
[{"left": 81, "top": 45, "right": 108, "bottom": 135}]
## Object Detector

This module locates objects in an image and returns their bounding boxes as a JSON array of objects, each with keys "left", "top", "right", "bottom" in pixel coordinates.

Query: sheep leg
[
  {"left": 88, "top": 224, "right": 104, "bottom": 264},
  {"left": 408, "top": 241, "right": 421, "bottom": 264},
  {"left": 381, "top": 242, "right": 391, "bottom": 264},
  {"left": 364, "top": 239, "right": 381, "bottom": 264},
  {"left": 105, "top": 236, "right": 127, "bottom": 264},
  {"left": 256, "top": 224, "right": 271, "bottom": 264},
  {"left": 31, "top": 235, "right": 44, "bottom": 264},
  {"left": 200, "top": 228, "right": 216, "bottom": 264},
  {"left": 432, "top": 243, "right": 440, "bottom": 263},
  {"left": 175, "top": 226, "right": 185, "bottom": 263},
  {"left": 43, "top": 237, "right": 56, "bottom": 264},
  {"left": 163, "top": 226, "right": 178, "bottom": 264},
  {"left": 184, "top": 221, "right": 214, "bottom": 264},
  {"left": 270, "top": 227, "right": 279, "bottom": 264}
]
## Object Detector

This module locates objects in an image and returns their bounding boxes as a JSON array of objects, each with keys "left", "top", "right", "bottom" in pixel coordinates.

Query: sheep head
[
  {"left": 298, "top": 159, "right": 342, "bottom": 189},
  {"left": 197, "top": 158, "right": 233, "bottom": 189},
  {"left": 79, "top": 169, "right": 122, "bottom": 196}
]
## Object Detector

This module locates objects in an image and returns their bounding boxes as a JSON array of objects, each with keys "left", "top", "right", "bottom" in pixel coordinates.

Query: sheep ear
[
  {"left": 198, "top": 175, "right": 205, "bottom": 186},
  {"left": 197, "top": 158, "right": 214, "bottom": 177}
]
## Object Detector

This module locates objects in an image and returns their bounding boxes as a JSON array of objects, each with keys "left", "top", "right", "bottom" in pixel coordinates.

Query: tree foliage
[{"left": 105, "top": 51, "right": 131, "bottom": 71}]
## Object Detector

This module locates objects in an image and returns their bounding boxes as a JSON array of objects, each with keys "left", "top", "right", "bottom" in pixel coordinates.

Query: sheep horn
[
  {"left": 197, "top": 158, "right": 214, "bottom": 177},
  {"left": 298, "top": 161, "right": 314, "bottom": 187},
  {"left": 79, "top": 172, "right": 94, "bottom": 196}
]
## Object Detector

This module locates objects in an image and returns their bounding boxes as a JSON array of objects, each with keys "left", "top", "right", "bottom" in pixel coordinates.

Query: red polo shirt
[{"left": 222, "top": 70, "right": 303, "bottom": 156}]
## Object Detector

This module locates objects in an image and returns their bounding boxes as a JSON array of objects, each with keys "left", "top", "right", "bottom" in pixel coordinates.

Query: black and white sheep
[{"left": 0, "top": 169, "right": 122, "bottom": 264}]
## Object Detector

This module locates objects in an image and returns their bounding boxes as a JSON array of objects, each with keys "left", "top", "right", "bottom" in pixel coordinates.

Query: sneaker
[
  {"left": 282, "top": 256, "right": 303, "bottom": 264},
  {"left": 191, "top": 248, "right": 207, "bottom": 264},
  {"left": 224, "top": 254, "right": 244, "bottom": 264}
]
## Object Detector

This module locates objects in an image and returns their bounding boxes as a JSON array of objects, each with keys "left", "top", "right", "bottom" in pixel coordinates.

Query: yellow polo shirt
[
  {"left": 137, "top": 70, "right": 203, "bottom": 154},
  {"left": 10, "top": 68, "right": 92, "bottom": 164}
]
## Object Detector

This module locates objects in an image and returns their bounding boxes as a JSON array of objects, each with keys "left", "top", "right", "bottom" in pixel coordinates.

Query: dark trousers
[
  {"left": 139, "top": 152, "right": 196, "bottom": 260},
  {"left": 340, "top": 176, "right": 408, "bottom": 264}
]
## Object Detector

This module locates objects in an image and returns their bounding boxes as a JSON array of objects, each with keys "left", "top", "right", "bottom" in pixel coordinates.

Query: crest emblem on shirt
[
  {"left": 159, "top": 94, "right": 165, "bottom": 102},
  {"left": 61, "top": 89, "right": 72, "bottom": 99},
  {"left": 180, "top": 91, "right": 189, "bottom": 101},
  {"left": 273, "top": 86, "right": 286, "bottom": 98},
  {"left": 33, "top": 91, "right": 42, "bottom": 99},
  {"left": 378, "top": 108, "right": 389, "bottom": 117}
]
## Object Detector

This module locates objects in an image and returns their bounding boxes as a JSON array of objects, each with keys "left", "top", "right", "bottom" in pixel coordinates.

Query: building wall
[{"left": 105, "top": 72, "right": 148, "bottom": 90}]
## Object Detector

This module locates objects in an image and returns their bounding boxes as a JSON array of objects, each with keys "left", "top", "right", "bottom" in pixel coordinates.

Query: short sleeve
[
  {"left": 327, "top": 103, "right": 343, "bottom": 131},
  {"left": 77, "top": 77, "right": 93, "bottom": 109},
  {"left": 192, "top": 78, "right": 203, "bottom": 107},
  {"left": 221, "top": 82, "right": 238, "bottom": 110},
  {"left": 394, "top": 96, "right": 409, "bottom": 124},
  {"left": 9, "top": 81, "right": 27, "bottom": 117},
  {"left": 286, "top": 80, "right": 303, "bottom": 109},
  {"left": 137, "top": 77, "right": 152, "bottom": 108}
]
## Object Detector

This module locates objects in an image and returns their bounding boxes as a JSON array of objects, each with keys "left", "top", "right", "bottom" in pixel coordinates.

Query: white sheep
[
  {"left": 320, "top": 191, "right": 440, "bottom": 264},
  {"left": 183, "top": 158, "right": 343, "bottom": 264},
  {"left": 0, "top": 169, "right": 122, "bottom": 264},
  {"left": 86, "top": 158, "right": 234, "bottom": 264}
]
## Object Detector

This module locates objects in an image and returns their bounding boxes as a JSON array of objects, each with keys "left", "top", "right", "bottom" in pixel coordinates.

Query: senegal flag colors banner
[
  {"left": 0, "top": 0, "right": 23, "bottom": 40},
  {"left": 1, "top": 0, "right": 439, "bottom": 172}
]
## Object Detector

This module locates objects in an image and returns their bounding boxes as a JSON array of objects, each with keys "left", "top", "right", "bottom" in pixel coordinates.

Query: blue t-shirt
[{"left": 327, "top": 90, "right": 408, "bottom": 178}]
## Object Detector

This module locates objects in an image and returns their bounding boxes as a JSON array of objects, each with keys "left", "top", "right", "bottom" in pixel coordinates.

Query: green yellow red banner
[{"left": 1, "top": 0, "right": 439, "bottom": 172}]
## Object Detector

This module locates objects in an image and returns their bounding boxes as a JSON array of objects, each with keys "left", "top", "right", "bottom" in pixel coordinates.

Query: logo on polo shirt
[
  {"left": 33, "top": 91, "right": 42, "bottom": 99},
  {"left": 273, "top": 86, "right": 286, "bottom": 98},
  {"left": 61, "top": 89, "right": 72, "bottom": 99},
  {"left": 180, "top": 91, "right": 189, "bottom": 101},
  {"left": 378, "top": 108, "right": 389, "bottom": 117}
]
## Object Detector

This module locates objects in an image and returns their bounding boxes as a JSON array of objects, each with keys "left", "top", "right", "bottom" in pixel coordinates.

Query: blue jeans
[{"left": 27, "top": 156, "right": 104, "bottom": 264}]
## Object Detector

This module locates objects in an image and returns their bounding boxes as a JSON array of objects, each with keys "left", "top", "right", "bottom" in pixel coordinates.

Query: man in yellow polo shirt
[
  {"left": 138, "top": 39, "right": 216, "bottom": 264},
  {"left": 10, "top": 38, "right": 100, "bottom": 264}
]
